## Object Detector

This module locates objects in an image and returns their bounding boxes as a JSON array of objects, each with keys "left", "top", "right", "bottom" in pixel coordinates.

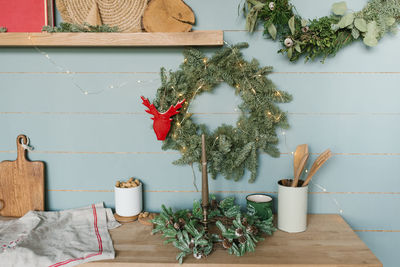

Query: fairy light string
[
  {"left": 28, "top": 35, "right": 159, "bottom": 95},
  {"left": 27, "top": 35, "right": 342, "bottom": 213}
]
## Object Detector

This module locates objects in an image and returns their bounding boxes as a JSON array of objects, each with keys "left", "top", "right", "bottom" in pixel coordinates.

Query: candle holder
[{"left": 201, "top": 134, "right": 210, "bottom": 232}]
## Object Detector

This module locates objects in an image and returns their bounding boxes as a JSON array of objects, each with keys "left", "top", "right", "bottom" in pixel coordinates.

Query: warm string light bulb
[
  {"left": 203, "top": 57, "right": 207, "bottom": 64},
  {"left": 274, "top": 90, "right": 284, "bottom": 102}
]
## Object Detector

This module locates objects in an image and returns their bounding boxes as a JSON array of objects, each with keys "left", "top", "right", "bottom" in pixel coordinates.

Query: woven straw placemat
[{"left": 56, "top": 0, "right": 147, "bottom": 32}]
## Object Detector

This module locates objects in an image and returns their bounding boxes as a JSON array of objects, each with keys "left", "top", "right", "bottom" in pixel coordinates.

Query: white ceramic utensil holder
[
  {"left": 114, "top": 183, "right": 142, "bottom": 217},
  {"left": 278, "top": 179, "right": 308, "bottom": 233}
]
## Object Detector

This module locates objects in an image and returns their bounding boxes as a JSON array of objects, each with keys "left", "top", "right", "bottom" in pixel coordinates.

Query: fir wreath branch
[
  {"left": 148, "top": 43, "right": 291, "bottom": 183},
  {"left": 242, "top": 0, "right": 400, "bottom": 62}
]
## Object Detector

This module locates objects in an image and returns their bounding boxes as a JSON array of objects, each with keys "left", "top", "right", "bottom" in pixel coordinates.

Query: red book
[{"left": 0, "top": 0, "right": 54, "bottom": 32}]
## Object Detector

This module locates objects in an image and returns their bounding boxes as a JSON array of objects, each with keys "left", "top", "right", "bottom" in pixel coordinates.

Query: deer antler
[
  {"left": 163, "top": 99, "right": 186, "bottom": 118},
  {"left": 141, "top": 96, "right": 160, "bottom": 118}
]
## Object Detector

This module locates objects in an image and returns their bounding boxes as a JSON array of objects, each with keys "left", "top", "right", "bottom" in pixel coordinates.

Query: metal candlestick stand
[{"left": 201, "top": 134, "right": 210, "bottom": 232}]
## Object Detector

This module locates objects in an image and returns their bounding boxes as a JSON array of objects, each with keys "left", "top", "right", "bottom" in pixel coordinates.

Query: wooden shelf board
[{"left": 0, "top": 31, "right": 224, "bottom": 47}]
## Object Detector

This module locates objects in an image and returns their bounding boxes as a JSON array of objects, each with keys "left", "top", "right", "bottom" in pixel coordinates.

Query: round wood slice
[
  {"left": 138, "top": 213, "right": 157, "bottom": 226},
  {"left": 114, "top": 213, "right": 139, "bottom": 223},
  {"left": 142, "top": 0, "right": 195, "bottom": 32}
]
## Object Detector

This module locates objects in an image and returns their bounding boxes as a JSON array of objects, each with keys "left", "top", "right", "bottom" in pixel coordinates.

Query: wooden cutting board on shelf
[{"left": 0, "top": 135, "right": 45, "bottom": 217}]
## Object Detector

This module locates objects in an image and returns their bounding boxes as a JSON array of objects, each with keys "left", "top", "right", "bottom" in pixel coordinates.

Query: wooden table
[{"left": 81, "top": 214, "right": 381, "bottom": 267}]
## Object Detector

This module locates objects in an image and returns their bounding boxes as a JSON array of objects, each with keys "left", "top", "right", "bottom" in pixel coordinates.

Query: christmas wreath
[
  {"left": 147, "top": 43, "right": 291, "bottom": 183},
  {"left": 243, "top": 0, "right": 400, "bottom": 62},
  {"left": 151, "top": 196, "right": 276, "bottom": 263}
]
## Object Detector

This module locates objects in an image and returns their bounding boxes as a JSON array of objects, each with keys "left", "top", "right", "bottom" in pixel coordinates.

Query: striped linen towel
[{"left": 0, "top": 203, "right": 120, "bottom": 267}]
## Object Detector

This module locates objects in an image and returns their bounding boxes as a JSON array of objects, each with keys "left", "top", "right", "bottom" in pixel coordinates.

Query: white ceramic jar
[
  {"left": 277, "top": 179, "right": 308, "bottom": 233},
  {"left": 114, "top": 183, "right": 143, "bottom": 217}
]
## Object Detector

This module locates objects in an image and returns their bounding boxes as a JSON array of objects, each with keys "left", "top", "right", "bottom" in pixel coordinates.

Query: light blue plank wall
[{"left": 0, "top": 0, "right": 399, "bottom": 265}]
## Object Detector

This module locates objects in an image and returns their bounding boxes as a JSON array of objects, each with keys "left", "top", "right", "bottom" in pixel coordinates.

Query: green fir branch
[{"left": 151, "top": 196, "right": 276, "bottom": 263}]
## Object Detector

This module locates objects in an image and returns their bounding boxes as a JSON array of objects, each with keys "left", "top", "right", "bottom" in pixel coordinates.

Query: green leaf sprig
[{"left": 242, "top": 0, "right": 400, "bottom": 62}]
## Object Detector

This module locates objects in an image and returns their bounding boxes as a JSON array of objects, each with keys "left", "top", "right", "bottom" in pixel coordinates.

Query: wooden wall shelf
[{"left": 0, "top": 31, "right": 223, "bottom": 47}]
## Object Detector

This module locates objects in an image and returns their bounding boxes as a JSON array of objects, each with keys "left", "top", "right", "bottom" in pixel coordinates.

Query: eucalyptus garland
[
  {"left": 243, "top": 0, "right": 400, "bottom": 62},
  {"left": 151, "top": 196, "right": 276, "bottom": 263},
  {"left": 151, "top": 43, "right": 291, "bottom": 183}
]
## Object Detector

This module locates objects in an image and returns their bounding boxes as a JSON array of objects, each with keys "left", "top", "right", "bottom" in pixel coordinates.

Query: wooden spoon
[
  {"left": 292, "top": 153, "right": 309, "bottom": 187},
  {"left": 293, "top": 144, "right": 308, "bottom": 186},
  {"left": 302, "top": 149, "right": 332, "bottom": 187}
]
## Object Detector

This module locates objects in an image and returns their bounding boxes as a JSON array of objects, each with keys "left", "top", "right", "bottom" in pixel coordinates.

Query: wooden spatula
[
  {"left": 293, "top": 144, "right": 308, "bottom": 186},
  {"left": 292, "top": 153, "right": 309, "bottom": 187},
  {"left": 302, "top": 149, "right": 332, "bottom": 187}
]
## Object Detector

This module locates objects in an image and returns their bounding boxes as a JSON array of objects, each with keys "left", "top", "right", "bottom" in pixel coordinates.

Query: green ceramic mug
[{"left": 246, "top": 194, "right": 273, "bottom": 220}]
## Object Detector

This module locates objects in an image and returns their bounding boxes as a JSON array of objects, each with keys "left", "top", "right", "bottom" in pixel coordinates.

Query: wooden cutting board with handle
[{"left": 0, "top": 135, "right": 45, "bottom": 217}]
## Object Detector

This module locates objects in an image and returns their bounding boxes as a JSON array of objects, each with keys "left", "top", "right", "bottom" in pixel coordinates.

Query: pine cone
[
  {"left": 173, "top": 222, "right": 181, "bottom": 230},
  {"left": 189, "top": 240, "right": 195, "bottom": 249},
  {"left": 193, "top": 252, "right": 202, "bottom": 259},
  {"left": 187, "top": 212, "right": 192, "bottom": 218},
  {"left": 235, "top": 228, "right": 244, "bottom": 237},
  {"left": 178, "top": 218, "right": 186, "bottom": 226},
  {"left": 222, "top": 238, "right": 232, "bottom": 249},
  {"left": 238, "top": 235, "right": 247, "bottom": 244},
  {"left": 242, "top": 218, "right": 248, "bottom": 227},
  {"left": 247, "top": 225, "right": 258, "bottom": 235}
]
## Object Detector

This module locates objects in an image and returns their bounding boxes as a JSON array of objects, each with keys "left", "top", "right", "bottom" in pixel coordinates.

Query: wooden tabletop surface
[{"left": 81, "top": 214, "right": 381, "bottom": 267}]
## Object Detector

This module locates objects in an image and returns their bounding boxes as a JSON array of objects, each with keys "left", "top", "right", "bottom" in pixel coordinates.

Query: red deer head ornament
[{"left": 141, "top": 96, "right": 186, "bottom": 140}]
